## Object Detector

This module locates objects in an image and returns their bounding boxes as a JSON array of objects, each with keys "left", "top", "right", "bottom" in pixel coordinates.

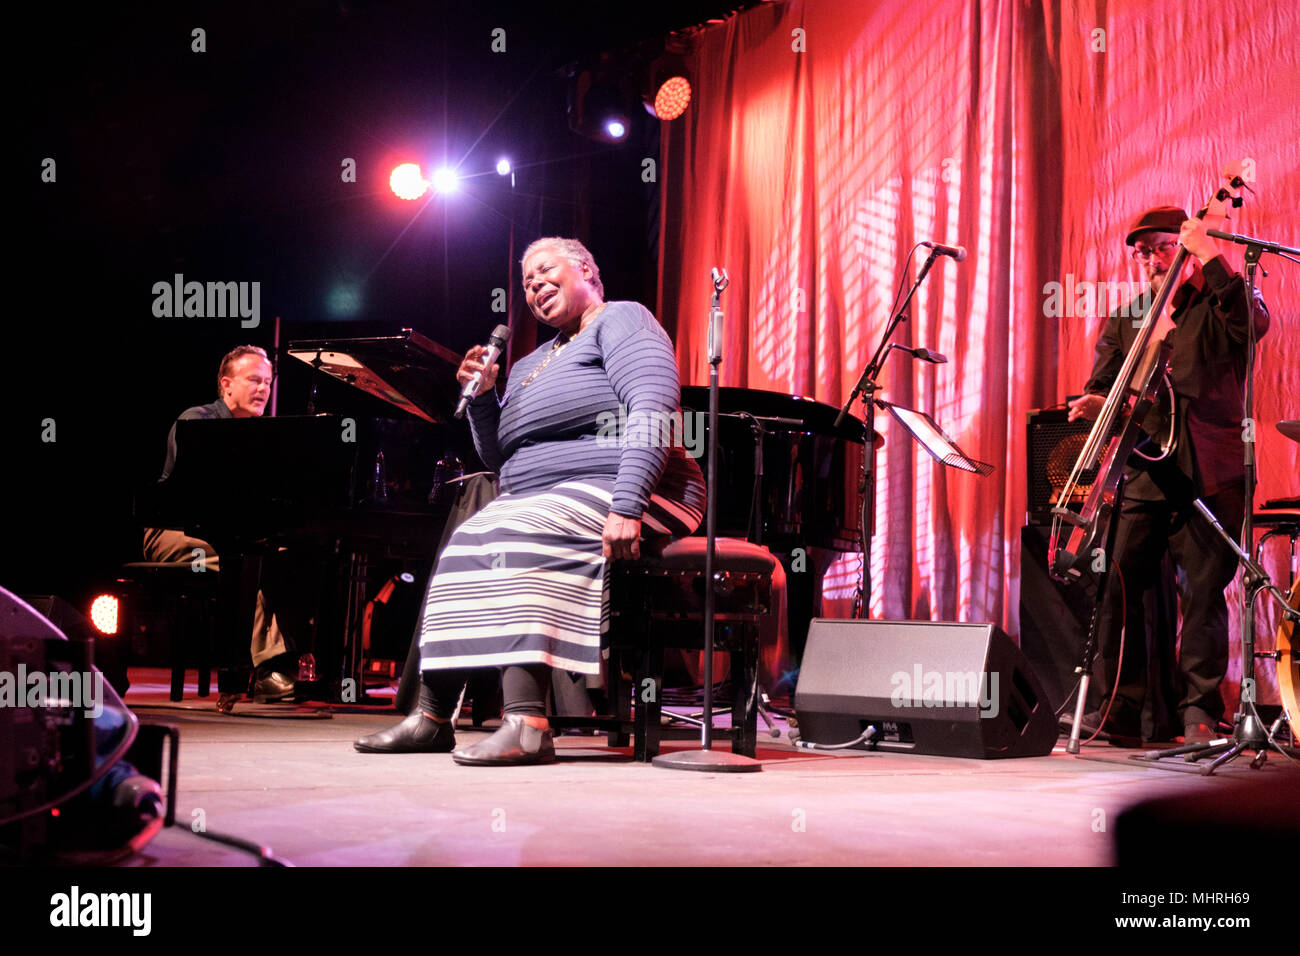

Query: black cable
[{"left": 181, "top": 824, "right": 292, "bottom": 866}]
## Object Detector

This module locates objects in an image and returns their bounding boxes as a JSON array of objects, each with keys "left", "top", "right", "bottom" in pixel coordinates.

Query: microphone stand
[
  {"left": 835, "top": 251, "right": 941, "bottom": 618},
  {"left": 654, "top": 268, "right": 761, "bottom": 772}
]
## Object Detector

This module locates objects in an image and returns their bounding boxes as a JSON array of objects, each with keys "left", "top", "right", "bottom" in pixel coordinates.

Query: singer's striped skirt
[{"left": 417, "top": 479, "right": 704, "bottom": 675}]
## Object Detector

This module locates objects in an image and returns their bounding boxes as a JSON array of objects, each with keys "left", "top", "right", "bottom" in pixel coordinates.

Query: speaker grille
[{"left": 1026, "top": 408, "right": 1113, "bottom": 520}]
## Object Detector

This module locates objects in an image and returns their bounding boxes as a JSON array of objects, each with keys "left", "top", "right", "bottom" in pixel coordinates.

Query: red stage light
[
  {"left": 389, "top": 163, "right": 429, "bottom": 201},
  {"left": 654, "top": 77, "right": 691, "bottom": 120},
  {"left": 89, "top": 594, "right": 118, "bottom": 636}
]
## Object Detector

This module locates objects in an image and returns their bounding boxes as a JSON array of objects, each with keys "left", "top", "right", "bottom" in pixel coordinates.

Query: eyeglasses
[{"left": 1131, "top": 239, "right": 1178, "bottom": 261}]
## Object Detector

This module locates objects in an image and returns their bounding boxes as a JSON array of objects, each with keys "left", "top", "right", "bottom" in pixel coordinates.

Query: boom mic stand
[
  {"left": 1138, "top": 229, "right": 1300, "bottom": 774},
  {"left": 835, "top": 249, "right": 942, "bottom": 617},
  {"left": 653, "top": 268, "right": 762, "bottom": 772}
]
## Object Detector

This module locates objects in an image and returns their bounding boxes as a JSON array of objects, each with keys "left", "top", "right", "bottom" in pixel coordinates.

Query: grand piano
[
  {"left": 142, "top": 331, "right": 869, "bottom": 701},
  {"left": 141, "top": 330, "right": 476, "bottom": 701},
  {"left": 678, "top": 385, "right": 866, "bottom": 553}
]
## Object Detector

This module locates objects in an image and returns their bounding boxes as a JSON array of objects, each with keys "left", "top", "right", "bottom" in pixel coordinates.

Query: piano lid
[{"left": 287, "top": 329, "right": 463, "bottom": 423}]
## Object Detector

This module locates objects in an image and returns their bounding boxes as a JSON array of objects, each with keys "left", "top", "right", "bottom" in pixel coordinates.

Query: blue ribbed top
[{"left": 466, "top": 301, "right": 704, "bottom": 518}]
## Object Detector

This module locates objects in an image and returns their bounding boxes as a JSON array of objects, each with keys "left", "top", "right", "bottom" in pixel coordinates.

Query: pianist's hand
[{"left": 458, "top": 345, "right": 500, "bottom": 393}]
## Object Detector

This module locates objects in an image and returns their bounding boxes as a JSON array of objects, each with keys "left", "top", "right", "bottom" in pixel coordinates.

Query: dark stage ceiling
[{"left": 9, "top": 0, "right": 758, "bottom": 596}]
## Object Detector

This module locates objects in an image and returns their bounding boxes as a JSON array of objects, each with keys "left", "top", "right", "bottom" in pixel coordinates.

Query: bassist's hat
[{"left": 1125, "top": 206, "right": 1188, "bottom": 245}]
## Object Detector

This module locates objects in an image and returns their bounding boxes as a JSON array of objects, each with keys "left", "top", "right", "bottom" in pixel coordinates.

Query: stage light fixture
[
  {"left": 496, "top": 158, "right": 511, "bottom": 176},
  {"left": 651, "top": 76, "right": 691, "bottom": 120},
  {"left": 431, "top": 167, "right": 459, "bottom": 194},
  {"left": 567, "top": 64, "right": 637, "bottom": 144},
  {"left": 389, "top": 162, "right": 429, "bottom": 201},
  {"left": 89, "top": 594, "right": 119, "bottom": 636}
]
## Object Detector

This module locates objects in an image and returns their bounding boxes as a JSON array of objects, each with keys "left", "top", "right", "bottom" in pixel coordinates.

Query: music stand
[{"left": 877, "top": 401, "right": 995, "bottom": 477}]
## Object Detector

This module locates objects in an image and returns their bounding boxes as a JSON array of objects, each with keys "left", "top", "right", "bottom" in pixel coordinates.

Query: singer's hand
[
  {"left": 457, "top": 345, "right": 499, "bottom": 393},
  {"left": 1066, "top": 393, "right": 1105, "bottom": 422},
  {"left": 602, "top": 513, "right": 642, "bottom": 561}
]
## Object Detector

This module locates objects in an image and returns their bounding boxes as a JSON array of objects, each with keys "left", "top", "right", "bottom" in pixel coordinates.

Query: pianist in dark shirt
[
  {"left": 143, "top": 345, "right": 301, "bottom": 702},
  {"left": 355, "top": 237, "right": 706, "bottom": 764}
]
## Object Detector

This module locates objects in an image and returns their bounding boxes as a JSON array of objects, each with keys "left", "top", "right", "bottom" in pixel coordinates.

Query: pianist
[
  {"left": 355, "top": 237, "right": 705, "bottom": 764},
  {"left": 142, "top": 345, "right": 301, "bottom": 702}
]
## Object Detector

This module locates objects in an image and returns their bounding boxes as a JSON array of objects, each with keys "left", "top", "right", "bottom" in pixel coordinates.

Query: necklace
[
  {"left": 519, "top": 334, "right": 573, "bottom": 387},
  {"left": 519, "top": 303, "right": 606, "bottom": 388}
]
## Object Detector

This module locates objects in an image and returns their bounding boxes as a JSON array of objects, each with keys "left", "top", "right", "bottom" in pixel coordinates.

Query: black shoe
[
  {"left": 1059, "top": 708, "right": 1142, "bottom": 747},
  {"left": 452, "top": 714, "right": 555, "bottom": 766},
  {"left": 354, "top": 711, "right": 455, "bottom": 753},
  {"left": 252, "top": 670, "right": 296, "bottom": 703}
]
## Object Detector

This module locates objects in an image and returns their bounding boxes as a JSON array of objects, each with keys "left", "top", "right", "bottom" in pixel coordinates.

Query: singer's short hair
[
  {"left": 217, "top": 345, "right": 270, "bottom": 398},
  {"left": 520, "top": 237, "right": 604, "bottom": 299}
]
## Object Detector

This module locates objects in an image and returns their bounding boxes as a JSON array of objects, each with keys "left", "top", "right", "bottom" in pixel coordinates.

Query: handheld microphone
[
  {"left": 454, "top": 324, "right": 511, "bottom": 419},
  {"left": 921, "top": 241, "right": 967, "bottom": 262}
]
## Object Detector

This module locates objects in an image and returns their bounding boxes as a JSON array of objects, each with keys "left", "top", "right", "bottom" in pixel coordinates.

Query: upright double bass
[{"left": 1048, "top": 163, "right": 1249, "bottom": 582}]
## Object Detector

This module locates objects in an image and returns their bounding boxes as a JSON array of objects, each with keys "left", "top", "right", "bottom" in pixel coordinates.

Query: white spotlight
[{"left": 431, "top": 167, "right": 459, "bottom": 194}]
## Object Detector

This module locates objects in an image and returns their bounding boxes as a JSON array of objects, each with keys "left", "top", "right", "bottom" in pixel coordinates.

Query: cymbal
[{"left": 1278, "top": 420, "right": 1300, "bottom": 443}]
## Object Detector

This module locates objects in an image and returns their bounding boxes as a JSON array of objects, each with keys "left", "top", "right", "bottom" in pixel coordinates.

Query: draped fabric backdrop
[{"left": 657, "top": 0, "right": 1300, "bottom": 712}]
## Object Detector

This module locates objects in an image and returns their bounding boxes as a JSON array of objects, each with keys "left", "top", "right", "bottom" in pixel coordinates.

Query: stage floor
[{"left": 114, "top": 669, "right": 1300, "bottom": 867}]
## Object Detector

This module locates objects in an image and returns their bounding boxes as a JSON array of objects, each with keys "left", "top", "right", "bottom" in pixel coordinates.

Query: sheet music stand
[{"left": 877, "top": 400, "right": 995, "bottom": 477}]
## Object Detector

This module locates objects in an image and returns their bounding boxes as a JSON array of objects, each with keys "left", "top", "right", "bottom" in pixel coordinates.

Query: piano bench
[
  {"left": 116, "top": 562, "right": 220, "bottom": 702},
  {"left": 549, "top": 537, "right": 777, "bottom": 762}
]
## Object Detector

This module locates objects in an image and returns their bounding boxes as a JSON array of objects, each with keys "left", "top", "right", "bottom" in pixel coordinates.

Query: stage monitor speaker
[{"left": 794, "top": 619, "right": 1058, "bottom": 758}]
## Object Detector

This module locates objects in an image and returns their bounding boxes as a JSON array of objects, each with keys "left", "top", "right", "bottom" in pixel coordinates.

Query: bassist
[{"left": 1066, "top": 206, "right": 1269, "bottom": 746}]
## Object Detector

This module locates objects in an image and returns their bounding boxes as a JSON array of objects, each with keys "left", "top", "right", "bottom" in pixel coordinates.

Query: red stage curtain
[{"left": 657, "top": 0, "right": 1300, "bottom": 711}]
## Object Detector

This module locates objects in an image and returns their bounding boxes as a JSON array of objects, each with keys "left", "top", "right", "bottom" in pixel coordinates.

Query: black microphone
[
  {"left": 910, "top": 346, "right": 949, "bottom": 364},
  {"left": 1207, "top": 228, "right": 1300, "bottom": 256},
  {"left": 454, "top": 324, "right": 511, "bottom": 419},
  {"left": 921, "top": 241, "right": 967, "bottom": 262},
  {"left": 890, "top": 343, "right": 949, "bottom": 364}
]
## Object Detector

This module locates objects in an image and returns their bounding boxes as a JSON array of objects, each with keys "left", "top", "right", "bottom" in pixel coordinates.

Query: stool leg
[
  {"left": 169, "top": 596, "right": 185, "bottom": 703},
  {"left": 607, "top": 646, "right": 631, "bottom": 748},
  {"left": 634, "top": 643, "right": 664, "bottom": 762},
  {"left": 198, "top": 596, "right": 213, "bottom": 698},
  {"left": 468, "top": 670, "right": 501, "bottom": 726},
  {"left": 731, "top": 626, "right": 759, "bottom": 758}
]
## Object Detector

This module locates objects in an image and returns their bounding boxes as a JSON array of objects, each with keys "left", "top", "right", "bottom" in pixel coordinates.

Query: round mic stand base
[{"left": 651, "top": 749, "right": 762, "bottom": 772}]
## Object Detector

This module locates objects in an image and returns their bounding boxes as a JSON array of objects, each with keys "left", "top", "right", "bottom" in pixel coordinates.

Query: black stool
[
  {"left": 551, "top": 537, "right": 777, "bottom": 761},
  {"left": 116, "top": 562, "right": 218, "bottom": 701}
]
